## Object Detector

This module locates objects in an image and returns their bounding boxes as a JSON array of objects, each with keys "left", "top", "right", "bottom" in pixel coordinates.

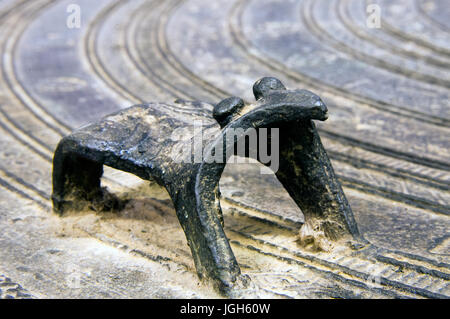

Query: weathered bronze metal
[{"left": 52, "top": 77, "right": 364, "bottom": 294}]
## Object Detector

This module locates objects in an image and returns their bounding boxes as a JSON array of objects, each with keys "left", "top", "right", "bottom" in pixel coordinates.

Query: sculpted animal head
[
  {"left": 253, "top": 77, "right": 328, "bottom": 121},
  {"left": 214, "top": 77, "right": 328, "bottom": 128}
]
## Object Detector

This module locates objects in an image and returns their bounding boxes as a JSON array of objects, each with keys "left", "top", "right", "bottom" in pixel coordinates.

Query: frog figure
[{"left": 52, "top": 77, "right": 363, "bottom": 295}]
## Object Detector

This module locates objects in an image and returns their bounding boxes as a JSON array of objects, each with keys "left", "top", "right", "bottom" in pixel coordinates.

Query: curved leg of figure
[
  {"left": 167, "top": 178, "right": 245, "bottom": 294},
  {"left": 274, "top": 120, "right": 363, "bottom": 242},
  {"left": 52, "top": 138, "right": 104, "bottom": 214}
]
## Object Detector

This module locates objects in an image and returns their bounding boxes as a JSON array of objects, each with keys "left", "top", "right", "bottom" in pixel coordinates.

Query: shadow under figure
[{"left": 52, "top": 77, "right": 365, "bottom": 295}]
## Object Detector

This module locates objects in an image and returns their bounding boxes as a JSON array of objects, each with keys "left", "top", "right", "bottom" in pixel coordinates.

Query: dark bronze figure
[{"left": 52, "top": 77, "right": 364, "bottom": 294}]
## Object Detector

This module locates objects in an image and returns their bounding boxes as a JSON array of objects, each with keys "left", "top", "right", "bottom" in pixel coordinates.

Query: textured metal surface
[{"left": 0, "top": 0, "right": 449, "bottom": 298}]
